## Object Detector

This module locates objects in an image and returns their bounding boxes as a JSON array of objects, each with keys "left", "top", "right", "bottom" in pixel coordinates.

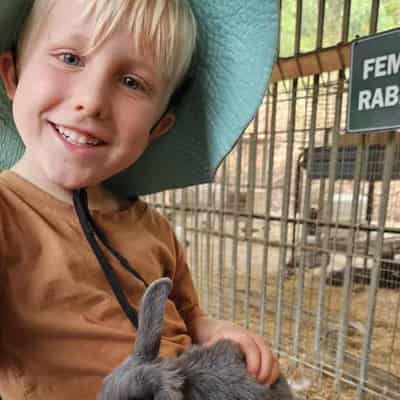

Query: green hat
[{"left": 0, "top": 0, "right": 278, "bottom": 197}]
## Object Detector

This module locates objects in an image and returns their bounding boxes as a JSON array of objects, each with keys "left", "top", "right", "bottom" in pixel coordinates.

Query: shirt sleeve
[{"left": 168, "top": 232, "right": 206, "bottom": 325}]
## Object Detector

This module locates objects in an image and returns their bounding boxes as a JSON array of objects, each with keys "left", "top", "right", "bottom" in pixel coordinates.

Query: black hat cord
[{"left": 72, "top": 188, "right": 147, "bottom": 330}]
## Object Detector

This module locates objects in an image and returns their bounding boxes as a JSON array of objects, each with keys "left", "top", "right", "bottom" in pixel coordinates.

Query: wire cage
[{"left": 145, "top": 1, "right": 400, "bottom": 399}]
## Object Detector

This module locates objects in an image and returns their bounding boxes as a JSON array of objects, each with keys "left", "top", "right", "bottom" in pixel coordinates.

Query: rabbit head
[{"left": 99, "top": 278, "right": 184, "bottom": 400}]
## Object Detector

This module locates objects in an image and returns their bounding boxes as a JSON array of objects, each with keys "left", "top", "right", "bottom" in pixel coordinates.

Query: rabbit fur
[{"left": 99, "top": 277, "right": 294, "bottom": 400}]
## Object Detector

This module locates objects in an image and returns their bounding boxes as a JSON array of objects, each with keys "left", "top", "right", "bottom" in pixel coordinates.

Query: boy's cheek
[{"left": 16, "top": 67, "right": 70, "bottom": 113}]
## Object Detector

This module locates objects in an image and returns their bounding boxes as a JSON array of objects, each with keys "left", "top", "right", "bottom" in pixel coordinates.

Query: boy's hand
[{"left": 187, "top": 317, "right": 280, "bottom": 385}]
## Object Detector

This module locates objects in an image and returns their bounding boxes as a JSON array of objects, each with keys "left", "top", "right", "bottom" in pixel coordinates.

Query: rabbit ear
[{"left": 134, "top": 277, "right": 173, "bottom": 362}]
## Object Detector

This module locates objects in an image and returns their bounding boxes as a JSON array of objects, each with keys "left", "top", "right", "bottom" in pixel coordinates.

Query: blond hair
[{"left": 17, "top": 0, "right": 197, "bottom": 96}]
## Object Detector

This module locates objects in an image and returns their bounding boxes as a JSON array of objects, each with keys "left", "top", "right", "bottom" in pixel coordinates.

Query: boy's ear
[
  {"left": 149, "top": 112, "right": 175, "bottom": 144},
  {"left": 0, "top": 51, "right": 18, "bottom": 100}
]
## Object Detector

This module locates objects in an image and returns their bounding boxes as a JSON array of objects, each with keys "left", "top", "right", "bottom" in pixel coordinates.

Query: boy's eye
[
  {"left": 60, "top": 53, "right": 82, "bottom": 66},
  {"left": 122, "top": 76, "right": 145, "bottom": 91}
]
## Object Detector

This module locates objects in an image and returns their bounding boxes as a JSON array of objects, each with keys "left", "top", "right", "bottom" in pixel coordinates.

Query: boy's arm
[
  {"left": 186, "top": 315, "right": 281, "bottom": 385},
  {"left": 165, "top": 228, "right": 280, "bottom": 385},
  {"left": 166, "top": 235, "right": 206, "bottom": 324}
]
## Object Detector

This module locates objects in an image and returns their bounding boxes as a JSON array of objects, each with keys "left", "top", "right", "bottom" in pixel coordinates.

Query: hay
[{"left": 196, "top": 269, "right": 400, "bottom": 399}]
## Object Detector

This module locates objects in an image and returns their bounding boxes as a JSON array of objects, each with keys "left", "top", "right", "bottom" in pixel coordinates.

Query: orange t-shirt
[{"left": 0, "top": 171, "right": 205, "bottom": 399}]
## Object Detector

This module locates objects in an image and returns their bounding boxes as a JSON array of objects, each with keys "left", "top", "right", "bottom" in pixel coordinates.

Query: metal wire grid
[
  {"left": 143, "top": 1, "right": 400, "bottom": 398},
  {"left": 145, "top": 71, "right": 400, "bottom": 399},
  {"left": 278, "top": 0, "right": 393, "bottom": 59}
]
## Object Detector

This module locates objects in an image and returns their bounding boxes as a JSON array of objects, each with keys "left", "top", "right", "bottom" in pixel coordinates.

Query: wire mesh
[
  {"left": 146, "top": 70, "right": 400, "bottom": 399},
  {"left": 144, "top": 1, "right": 400, "bottom": 398}
]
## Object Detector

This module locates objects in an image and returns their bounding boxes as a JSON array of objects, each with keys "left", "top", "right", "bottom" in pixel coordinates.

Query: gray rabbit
[{"left": 98, "top": 277, "right": 294, "bottom": 400}]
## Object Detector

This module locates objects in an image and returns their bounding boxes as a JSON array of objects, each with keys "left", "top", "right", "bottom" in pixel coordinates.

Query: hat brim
[{"left": 0, "top": 0, "right": 278, "bottom": 197}]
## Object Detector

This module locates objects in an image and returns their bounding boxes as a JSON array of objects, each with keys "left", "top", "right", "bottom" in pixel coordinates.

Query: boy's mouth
[{"left": 51, "top": 123, "right": 104, "bottom": 146}]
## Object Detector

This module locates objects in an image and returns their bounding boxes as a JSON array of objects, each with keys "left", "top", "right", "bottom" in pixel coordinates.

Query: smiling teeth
[{"left": 55, "top": 125, "right": 101, "bottom": 146}]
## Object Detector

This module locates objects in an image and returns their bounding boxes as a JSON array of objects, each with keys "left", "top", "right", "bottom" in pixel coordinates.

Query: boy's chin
[
  {"left": 49, "top": 173, "right": 100, "bottom": 192},
  {"left": 59, "top": 179, "right": 98, "bottom": 191}
]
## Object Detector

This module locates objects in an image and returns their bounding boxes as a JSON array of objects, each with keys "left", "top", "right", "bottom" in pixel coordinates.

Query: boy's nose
[
  {"left": 74, "top": 101, "right": 105, "bottom": 119},
  {"left": 72, "top": 79, "right": 109, "bottom": 119}
]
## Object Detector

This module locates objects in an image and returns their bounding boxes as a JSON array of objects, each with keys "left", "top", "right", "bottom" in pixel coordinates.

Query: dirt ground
[
  {"left": 156, "top": 188, "right": 400, "bottom": 399},
  {"left": 195, "top": 270, "right": 400, "bottom": 399},
  {"left": 184, "top": 229, "right": 400, "bottom": 400}
]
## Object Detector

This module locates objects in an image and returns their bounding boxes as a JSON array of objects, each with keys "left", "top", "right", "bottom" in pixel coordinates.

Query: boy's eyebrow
[
  {"left": 54, "top": 33, "right": 153, "bottom": 68},
  {"left": 67, "top": 33, "right": 90, "bottom": 42},
  {"left": 49, "top": 32, "right": 162, "bottom": 82},
  {"left": 125, "top": 55, "right": 157, "bottom": 74},
  {"left": 48, "top": 32, "right": 90, "bottom": 48},
  {"left": 122, "top": 51, "right": 163, "bottom": 82}
]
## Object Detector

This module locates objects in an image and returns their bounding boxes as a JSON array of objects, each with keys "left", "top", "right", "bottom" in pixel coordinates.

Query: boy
[{"left": 0, "top": 0, "right": 279, "bottom": 398}]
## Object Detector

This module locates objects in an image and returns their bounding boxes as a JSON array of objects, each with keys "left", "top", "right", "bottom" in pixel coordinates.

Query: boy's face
[{"left": 0, "top": 0, "right": 175, "bottom": 191}]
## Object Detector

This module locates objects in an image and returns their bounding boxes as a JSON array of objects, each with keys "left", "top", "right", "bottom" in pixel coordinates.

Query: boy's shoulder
[
  {"left": 0, "top": 170, "right": 33, "bottom": 208},
  {"left": 0, "top": 170, "right": 35, "bottom": 231},
  {"left": 0, "top": 170, "right": 17, "bottom": 254},
  {"left": 135, "top": 199, "right": 185, "bottom": 257},
  {"left": 139, "top": 199, "right": 177, "bottom": 238},
  {"left": 0, "top": 170, "right": 13, "bottom": 210}
]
